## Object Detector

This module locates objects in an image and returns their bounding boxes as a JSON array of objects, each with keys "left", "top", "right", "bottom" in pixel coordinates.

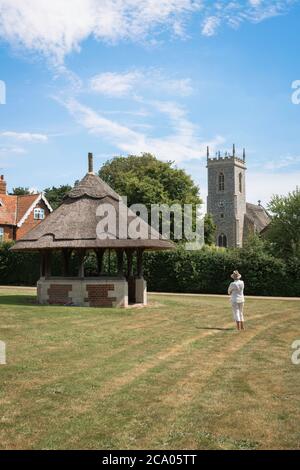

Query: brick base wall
[
  {"left": 37, "top": 277, "right": 129, "bottom": 308},
  {"left": 85, "top": 284, "right": 116, "bottom": 307},
  {"left": 48, "top": 284, "right": 72, "bottom": 305}
]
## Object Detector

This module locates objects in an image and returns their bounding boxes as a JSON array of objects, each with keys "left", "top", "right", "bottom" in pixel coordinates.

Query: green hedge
[
  {"left": 144, "top": 246, "right": 300, "bottom": 297},
  {"left": 0, "top": 242, "right": 40, "bottom": 286},
  {"left": 1, "top": 242, "right": 299, "bottom": 297}
]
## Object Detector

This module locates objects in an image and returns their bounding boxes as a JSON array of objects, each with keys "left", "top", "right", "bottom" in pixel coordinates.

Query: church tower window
[
  {"left": 218, "top": 172, "right": 225, "bottom": 191},
  {"left": 239, "top": 172, "right": 242, "bottom": 193},
  {"left": 218, "top": 234, "right": 227, "bottom": 248}
]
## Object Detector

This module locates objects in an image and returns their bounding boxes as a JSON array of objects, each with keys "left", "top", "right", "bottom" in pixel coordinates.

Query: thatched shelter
[{"left": 11, "top": 154, "right": 174, "bottom": 307}]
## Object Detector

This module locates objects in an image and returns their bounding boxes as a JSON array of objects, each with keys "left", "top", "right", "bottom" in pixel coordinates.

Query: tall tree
[
  {"left": 99, "top": 153, "right": 201, "bottom": 207},
  {"left": 267, "top": 188, "right": 300, "bottom": 258},
  {"left": 99, "top": 153, "right": 215, "bottom": 243},
  {"left": 44, "top": 185, "right": 72, "bottom": 210}
]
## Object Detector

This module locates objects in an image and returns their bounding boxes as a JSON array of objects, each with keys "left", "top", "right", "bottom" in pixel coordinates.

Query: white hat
[{"left": 231, "top": 270, "right": 242, "bottom": 280}]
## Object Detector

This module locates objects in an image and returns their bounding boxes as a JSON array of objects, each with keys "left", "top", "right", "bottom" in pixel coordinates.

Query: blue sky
[{"left": 0, "top": 0, "right": 300, "bottom": 207}]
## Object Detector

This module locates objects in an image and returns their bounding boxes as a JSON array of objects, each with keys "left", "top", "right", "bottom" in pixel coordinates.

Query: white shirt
[{"left": 228, "top": 280, "right": 245, "bottom": 303}]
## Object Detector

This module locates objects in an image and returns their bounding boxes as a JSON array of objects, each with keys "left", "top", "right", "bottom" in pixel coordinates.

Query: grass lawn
[{"left": 0, "top": 287, "right": 299, "bottom": 450}]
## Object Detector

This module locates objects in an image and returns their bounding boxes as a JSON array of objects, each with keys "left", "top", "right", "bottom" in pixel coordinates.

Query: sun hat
[{"left": 231, "top": 270, "right": 242, "bottom": 280}]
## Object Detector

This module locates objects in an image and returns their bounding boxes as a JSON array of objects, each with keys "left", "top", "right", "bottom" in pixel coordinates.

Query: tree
[
  {"left": 266, "top": 188, "right": 300, "bottom": 258},
  {"left": 99, "top": 153, "right": 209, "bottom": 242},
  {"left": 44, "top": 185, "right": 72, "bottom": 210},
  {"left": 11, "top": 187, "right": 32, "bottom": 195},
  {"left": 204, "top": 213, "right": 216, "bottom": 246},
  {"left": 99, "top": 153, "right": 201, "bottom": 207}
]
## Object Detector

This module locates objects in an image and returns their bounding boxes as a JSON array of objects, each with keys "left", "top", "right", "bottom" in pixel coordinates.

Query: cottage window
[
  {"left": 0, "top": 227, "right": 4, "bottom": 242},
  {"left": 218, "top": 233, "right": 227, "bottom": 248},
  {"left": 218, "top": 172, "right": 225, "bottom": 191},
  {"left": 34, "top": 208, "right": 45, "bottom": 220}
]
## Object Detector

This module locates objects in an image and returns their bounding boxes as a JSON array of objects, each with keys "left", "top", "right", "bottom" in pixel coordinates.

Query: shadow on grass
[
  {"left": 195, "top": 326, "right": 235, "bottom": 331},
  {"left": 0, "top": 294, "right": 38, "bottom": 306}
]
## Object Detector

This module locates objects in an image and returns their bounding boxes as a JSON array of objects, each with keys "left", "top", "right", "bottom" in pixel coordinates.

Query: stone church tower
[{"left": 207, "top": 145, "right": 247, "bottom": 248}]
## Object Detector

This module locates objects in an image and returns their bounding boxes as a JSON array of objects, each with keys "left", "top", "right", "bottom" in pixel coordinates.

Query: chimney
[
  {"left": 88, "top": 152, "right": 94, "bottom": 174},
  {"left": 0, "top": 175, "right": 7, "bottom": 195}
]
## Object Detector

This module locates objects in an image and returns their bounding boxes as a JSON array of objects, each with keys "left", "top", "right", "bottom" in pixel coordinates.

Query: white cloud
[
  {"left": 90, "top": 69, "right": 193, "bottom": 98},
  {"left": 0, "top": 131, "right": 48, "bottom": 142},
  {"left": 247, "top": 170, "right": 300, "bottom": 206},
  {"left": 201, "top": 0, "right": 295, "bottom": 36},
  {"left": 0, "top": 0, "right": 202, "bottom": 64},
  {"left": 0, "top": 1, "right": 294, "bottom": 63},
  {"left": 90, "top": 71, "right": 141, "bottom": 97},
  {"left": 262, "top": 155, "right": 300, "bottom": 170},
  {"left": 62, "top": 97, "right": 223, "bottom": 163},
  {"left": 0, "top": 146, "right": 26, "bottom": 154},
  {"left": 202, "top": 16, "right": 220, "bottom": 37}
]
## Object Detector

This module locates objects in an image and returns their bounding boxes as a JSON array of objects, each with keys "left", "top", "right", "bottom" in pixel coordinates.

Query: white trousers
[{"left": 232, "top": 302, "right": 245, "bottom": 322}]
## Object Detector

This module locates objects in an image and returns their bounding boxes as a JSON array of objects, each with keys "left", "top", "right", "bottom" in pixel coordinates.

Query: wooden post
[
  {"left": 117, "top": 249, "right": 124, "bottom": 277},
  {"left": 126, "top": 249, "right": 135, "bottom": 304},
  {"left": 95, "top": 249, "right": 105, "bottom": 276},
  {"left": 126, "top": 249, "right": 134, "bottom": 278},
  {"left": 78, "top": 249, "right": 86, "bottom": 278},
  {"left": 136, "top": 248, "right": 144, "bottom": 279}
]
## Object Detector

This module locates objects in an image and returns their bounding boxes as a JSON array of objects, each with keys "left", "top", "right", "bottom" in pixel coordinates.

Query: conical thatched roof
[{"left": 12, "top": 158, "right": 175, "bottom": 252}]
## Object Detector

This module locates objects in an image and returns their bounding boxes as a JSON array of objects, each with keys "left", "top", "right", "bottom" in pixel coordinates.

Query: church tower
[{"left": 207, "top": 145, "right": 247, "bottom": 248}]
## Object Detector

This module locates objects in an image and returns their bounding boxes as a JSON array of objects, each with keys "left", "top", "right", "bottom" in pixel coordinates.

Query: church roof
[
  {"left": 11, "top": 157, "right": 175, "bottom": 252},
  {"left": 245, "top": 202, "right": 271, "bottom": 233}
]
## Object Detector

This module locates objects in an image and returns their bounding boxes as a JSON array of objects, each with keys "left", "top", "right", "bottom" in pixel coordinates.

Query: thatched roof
[
  {"left": 11, "top": 158, "right": 175, "bottom": 252},
  {"left": 245, "top": 202, "right": 271, "bottom": 233}
]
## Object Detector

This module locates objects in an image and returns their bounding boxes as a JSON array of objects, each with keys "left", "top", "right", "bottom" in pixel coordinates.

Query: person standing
[{"left": 228, "top": 271, "right": 245, "bottom": 331}]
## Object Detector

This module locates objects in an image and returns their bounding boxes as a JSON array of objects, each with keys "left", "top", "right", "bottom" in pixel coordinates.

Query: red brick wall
[
  {"left": 0, "top": 225, "right": 14, "bottom": 242},
  {"left": 85, "top": 284, "right": 116, "bottom": 307},
  {"left": 16, "top": 200, "right": 50, "bottom": 240},
  {"left": 48, "top": 284, "right": 72, "bottom": 305}
]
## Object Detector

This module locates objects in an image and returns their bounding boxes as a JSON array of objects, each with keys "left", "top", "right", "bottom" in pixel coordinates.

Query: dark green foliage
[
  {"left": 99, "top": 153, "right": 217, "bottom": 242},
  {"left": 144, "top": 245, "right": 299, "bottom": 297},
  {"left": 204, "top": 213, "right": 216, "bottom": 245},
  {"left": 44, "top": 185, "right": 72, "bottom": 209},
  {"left": 0, "top": 241, "right": 298, "bottom": 296},
  {"left": 98, "top": 153, "right": 201, "bottom": 208},
  {"left": 11, "top": 187, "right": 31, "bottom": 195},
  {"left": 0, "top": 242, "right": 40, "bottom": 286},
  {"left": 266, "top": 188, "right": 300, "bottom": 258}
]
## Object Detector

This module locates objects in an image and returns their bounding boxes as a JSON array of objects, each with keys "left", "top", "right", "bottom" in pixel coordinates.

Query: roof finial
[
  {"left": 88, "top": 152, "right": 94, "bottom": 174},
  {"left": 233, "top": 143, "right": 236, "bottom": 158},
  {"left": 243, "top": 148, "right": 246, "bottom": 162},
  {"left": 207, "top": 146, "right": 210, "bottom": 160}
]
